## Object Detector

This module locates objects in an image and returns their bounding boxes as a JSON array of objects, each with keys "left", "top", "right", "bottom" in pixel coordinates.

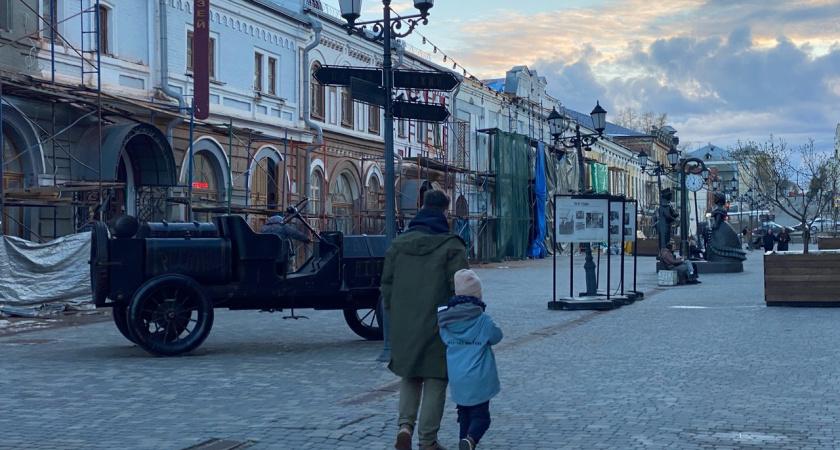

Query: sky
[{"left": 371, "top": 0, "right": 840, "bottom": 154}]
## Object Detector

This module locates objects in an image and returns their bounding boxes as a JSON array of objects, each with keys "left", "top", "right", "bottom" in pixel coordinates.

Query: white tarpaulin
[{"left": 0, "top": 233, "right": 92, "bottom": 307}]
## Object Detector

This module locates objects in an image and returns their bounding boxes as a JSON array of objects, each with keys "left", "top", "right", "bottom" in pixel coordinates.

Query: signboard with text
[
  {"left": 554, "top": 196, "right": 609, "bottom": 243},
  {"left": 193, "top": 0, "right": 210, "bottom": 119}
]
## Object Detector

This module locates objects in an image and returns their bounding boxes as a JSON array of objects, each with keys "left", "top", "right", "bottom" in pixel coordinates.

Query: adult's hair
[{"left": 422, "top": 189, "right": 450, "bottom": 212}]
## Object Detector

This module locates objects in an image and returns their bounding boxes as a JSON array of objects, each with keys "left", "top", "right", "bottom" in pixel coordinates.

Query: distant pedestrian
[
  {"left": 777, "top": 228, "right": 791, "bottom": 251},
  {"left": 382, "top": 189, "right": 470, "bottom": 450},
  {"left": 741, "top": 227, "right": 752, "bottom": 251},
  {"left": 437, "top": 269, "right": 502, "bottom": 450},
  {"left": 763, "top": 228, "right": 777, "bottom": 252}
]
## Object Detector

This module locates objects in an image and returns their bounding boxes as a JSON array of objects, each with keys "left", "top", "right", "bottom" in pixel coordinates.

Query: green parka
[{"left": 381, "top": 230, "right": 469, "bottom": 378}]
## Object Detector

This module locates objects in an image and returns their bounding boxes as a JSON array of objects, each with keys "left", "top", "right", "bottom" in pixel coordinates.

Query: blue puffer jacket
[{"left": 437, "top": 297, "right": 503, "bottom": 406}]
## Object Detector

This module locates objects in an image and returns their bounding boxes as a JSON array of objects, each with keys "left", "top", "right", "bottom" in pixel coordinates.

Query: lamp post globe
[
  {"left": 338, "top": 0, "right": 362, "bottom": 26},
  {"left": 590, "top": 101, "right": 607, "bottom": 134},
  {"left": 667, "top": 147, "right": 680, "bottom": 166},
  {"left": 637, "top": 150, "right": 649, "bottom": 168}
]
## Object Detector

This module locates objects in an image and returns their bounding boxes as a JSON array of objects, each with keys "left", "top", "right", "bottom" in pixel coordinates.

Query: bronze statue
[
  {"left": 656, "top": 188, "right": 679, "bottom": 249},
  {"left": 708, "top": 191, "right": 747, "bottom": 261}
]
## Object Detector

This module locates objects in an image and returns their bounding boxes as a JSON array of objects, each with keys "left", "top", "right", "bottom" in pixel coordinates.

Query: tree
[
  {"left": 729, "top": 136, "right": 839, "bottom": 253},
  {"left": 613, "top": 106, "right": 668, "bottom": 134}
]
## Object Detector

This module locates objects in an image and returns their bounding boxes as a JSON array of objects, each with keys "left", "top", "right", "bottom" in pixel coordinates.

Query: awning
[{"left": 73, "top": 123, "right": 176, "bottom": 186}]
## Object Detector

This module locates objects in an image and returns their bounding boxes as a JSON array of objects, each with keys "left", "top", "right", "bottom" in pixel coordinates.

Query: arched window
[
  {"left": 251, "top": 156, "right": 280, "bottom": 209},
  {"left": 310, "top": 62, "right": 325, "bottom": 121},
  {"left": 192, "top": 151, "right": 219, "bottom": 222},
  {"left": 367, "top": 176, "right": 381, "bottom": 210},
  {"left": 2, "top": 131, "right": 24, "bottom": 237},
  {"left": 331, "top": 171, "right": 358, "bottom": 234},
  {"left": 310, "top": 168, "right": 324, "bottom": 215}
]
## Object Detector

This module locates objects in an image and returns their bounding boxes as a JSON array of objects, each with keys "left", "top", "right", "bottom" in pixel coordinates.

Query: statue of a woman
[
  {"left": 708, "top": 191, "right": 747, "bottom": 261},
  {"left": 656, "top": 188, "right": 679, "bottom": 249}
]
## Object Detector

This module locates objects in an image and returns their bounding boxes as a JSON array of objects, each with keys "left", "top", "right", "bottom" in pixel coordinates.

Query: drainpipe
[
  {"left": 303, "top": 17, "right": 323, "bottom": 212},
  {"left": 159, "top": 0, "right": 185, "bottom": 145}
]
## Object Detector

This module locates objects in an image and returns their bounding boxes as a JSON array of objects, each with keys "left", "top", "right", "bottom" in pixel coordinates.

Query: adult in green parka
[{"left": 382, "top": 189, "right": 469, "bottom": 450}]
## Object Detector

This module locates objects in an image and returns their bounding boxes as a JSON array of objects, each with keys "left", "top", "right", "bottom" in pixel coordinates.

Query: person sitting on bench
[
  {"left": 659, "top": 241, "right": 700, "bottom": 284},
  {"left": 260, "top": 215, "right": 311, "bottom": 273}
]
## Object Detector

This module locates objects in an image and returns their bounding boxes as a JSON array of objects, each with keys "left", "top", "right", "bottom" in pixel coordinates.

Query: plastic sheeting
[
  {"left": 590, "top": 161, "right": 609, "bottom": 193},
  {"left": 0, "top": 233, "right": 92, "bottom": 307},
  {"left": 528, "top": 142, "right": 547, "bottom": 258},
  {"left": 544, "top": 148, "right": 580, "bottom": 255},
  {"left": 495, "top": 131, "right": 531, "bottom": 260}
]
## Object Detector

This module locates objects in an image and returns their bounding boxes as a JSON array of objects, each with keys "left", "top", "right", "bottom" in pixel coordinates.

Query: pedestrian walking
[
  {"left": 437, "top": 269, "right": 502, "bottom": 450},
  {"left": 777, "top": 228, "right": 791, "bottom": 251},
  {"left": 382, "top": 189, "right": 470, "bottom": 450},
  {"left": 741, "top": 227, "right": 752, "bottom": 251},
  {"left": 763, "top": 228, "right": 777, "bottom": 252}
]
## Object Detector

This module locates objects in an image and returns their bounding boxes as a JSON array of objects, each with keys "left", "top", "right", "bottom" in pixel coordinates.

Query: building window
[
  {"left": 2, "top": 132, "right": 24, "bottom": 238},
  {"left": 187, "top": 31, "right": 216, "bottom": 78},
  {"left": 254, "top": 52, "right": 263, "bottom": 92},
  {"left": 97, "top": 5, "right": 109, "bottom": 54},
  {"left": 310, "top": 62, "right": 325, "bottom": 121},
  {"left": 331, "top": 172, "right": 358, "bottom": 235},
  {"left": 310, "top": 169, "right": 324, "bottom": 214},
  {"left": 341, "top": 89, "right": 353, "bottom": 128},
  {"left": 0, "top": 0, "right": 11, "bottom": 30},
  {"left": 191, "top": 151, "right": 219, "bottom": 223},
  {"left": 367, "top": 176, "right": 382, "bottom": 210},
  {"left": 268, "top": 57, "right": 277, "bottom": 96},
  {"left": 397, "top": 119, "right": 406, "bottom": 138},
  {"left": 368, "top": 105, "right": 380, "bottom": 135},
  {"left": 41, "top": 0, "right": 55, "bottom": 29}
]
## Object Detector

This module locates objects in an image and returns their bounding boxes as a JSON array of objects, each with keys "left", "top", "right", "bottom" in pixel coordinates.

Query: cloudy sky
[{"left": 383, "top": 0, "right": 840, "bottom": 154}]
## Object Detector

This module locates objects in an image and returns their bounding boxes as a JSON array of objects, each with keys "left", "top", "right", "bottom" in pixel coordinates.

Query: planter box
[
  {"left": 635, "top": 237, "right": 680, "bottom": 257},
  {"left": 818, "top": 237, "right": 840, "bottom": 250},
  {"left": 765, "top": 251, "right": 840, "bottom": 306}
]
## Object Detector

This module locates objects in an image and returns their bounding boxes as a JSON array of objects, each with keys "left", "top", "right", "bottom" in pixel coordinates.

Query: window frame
[
  {"left": 254, "top": 52, "right": 263, "bottom": 92},
  {"left": 97, "top": 4, "right": 109, "bottom": 55},
  {"left": 267, "top": 57, "right": 277, "bottom": 96},
  {"left": 367, "top": 104, "right": 380, "bottom": 135},
  {"left": 340, "top": 88, "right": 354, "bottom": 128},
  {"left": 310, "top": 62, "right": 325, "bottom": 121},
  {"left": 187, "top": 30, "right": 216, "bottom": 79}
]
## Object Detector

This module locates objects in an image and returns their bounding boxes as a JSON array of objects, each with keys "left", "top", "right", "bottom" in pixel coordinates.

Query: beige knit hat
[{"left": 454, "top": 269, "right": 482, "bottom": 299}]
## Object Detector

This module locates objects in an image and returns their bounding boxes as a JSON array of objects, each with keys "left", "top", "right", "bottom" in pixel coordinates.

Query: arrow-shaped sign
[
  {"left": 350, "top": 77, "right": 387, "bottom": 107},
  {"left": 392, "top": 101, "right": 450, "bottom": 123},
  {"left": 393, "top": 70, "right": 459, "bottom": 91},
  {"left": 313, "top": 66, "right": 382, "bottom": 86}
]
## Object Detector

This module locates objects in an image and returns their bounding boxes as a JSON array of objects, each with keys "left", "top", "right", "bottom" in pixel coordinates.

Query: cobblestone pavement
[{"left": 2, "top": 244, "right": 840, "bottom": 449}]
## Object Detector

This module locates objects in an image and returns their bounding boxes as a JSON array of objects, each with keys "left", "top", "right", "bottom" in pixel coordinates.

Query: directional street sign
[
  {"left": 393, "top": 70, "right": 459, "bottom": 91},
  {"left": 313, "top": 66, "right": 382, "bottom": 86},
  {"left": 350, "top": 77, "right": 386, "bottom": 107},
  {"left": 392, "top": 101, "right": 450, "bottom": 123}
]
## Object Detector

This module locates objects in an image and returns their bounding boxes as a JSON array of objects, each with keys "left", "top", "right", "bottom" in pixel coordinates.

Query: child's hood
[{"left": 438, "top": 303, "right": 483, "bottom": 336}]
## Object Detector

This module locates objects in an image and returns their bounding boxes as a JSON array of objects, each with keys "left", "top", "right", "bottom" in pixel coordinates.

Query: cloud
[{"left": 417, "top": 0, "right": 840, "bottom": 152}]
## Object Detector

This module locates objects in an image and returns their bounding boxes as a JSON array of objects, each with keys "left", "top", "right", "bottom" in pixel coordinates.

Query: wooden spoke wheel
[{"left": 127, "top": 275, "right": 214, "bottom": 357}]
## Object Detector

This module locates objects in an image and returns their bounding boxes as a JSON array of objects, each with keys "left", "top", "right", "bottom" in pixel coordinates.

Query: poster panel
[
  {"left": 624, "top": 201, "right": 638, "bottom": 241},
  {"left": 555, "top": 196, "right": 609, "bottom": 243},
  {"left": 609, "top": 200, "right": 624, "bottom": 242}
]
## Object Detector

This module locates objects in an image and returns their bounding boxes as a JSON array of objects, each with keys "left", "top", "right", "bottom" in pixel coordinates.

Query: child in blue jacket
[{"left": 437, "top": 269, "right": 503, "bottom": 450}]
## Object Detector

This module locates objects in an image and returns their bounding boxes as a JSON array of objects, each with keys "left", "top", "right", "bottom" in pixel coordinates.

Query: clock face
[{"left": 686, "top": 174, "right": 705, "bottom": 192}]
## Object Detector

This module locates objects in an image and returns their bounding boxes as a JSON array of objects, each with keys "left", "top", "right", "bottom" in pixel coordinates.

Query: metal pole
[
  {"left": 188, "top": 100, "right": 194, "bottom": 222},
  {"left": 680, "top": 161, "right": 689, "bottom": 257},
  {"left": 575, "top": 125, "right": 597, "bottom": 296},
  {"left": 227, "top": 119, "right": 233, "bottom": 215},
  {"left": 379, "top": 0, "right": 394, "bottom": 363}
]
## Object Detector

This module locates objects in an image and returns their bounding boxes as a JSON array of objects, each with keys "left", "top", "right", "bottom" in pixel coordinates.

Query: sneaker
[
  {"left": 458, "top": 437, "right": 475, "bottom": 450},
  {"left": 421, "top": 441, "right": 448, "bottom": 450},
  {"left": 395, "top": 424, "right": 413, "bottom": 450}
]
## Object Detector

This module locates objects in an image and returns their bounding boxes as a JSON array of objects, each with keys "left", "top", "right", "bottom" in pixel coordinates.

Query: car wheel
[
  {"left": 127, "top": 274, "right": 214, "bottom": 357},
  {"left": 111, "top": 304, "right": 136, "bottom": 344},
  {"left": 89, "top": 222, "right": 110, "bottom": 304},
  {"left": 811, "top": 226, "right": 818, "bottom": 232},
  {"left": 343, "top": 297, "right": 384, "bottom": 341}
]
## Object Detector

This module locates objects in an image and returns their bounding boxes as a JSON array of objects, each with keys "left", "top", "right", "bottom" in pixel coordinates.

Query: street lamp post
[
  {"left": 637, "top": 143, "right": 710, "bottom": 258},
  {"left": 338, "top": 0, "right": 434, "bottom": 362},
  {"left": 548, "top": 103, "right": 607, "bottom": 296}
]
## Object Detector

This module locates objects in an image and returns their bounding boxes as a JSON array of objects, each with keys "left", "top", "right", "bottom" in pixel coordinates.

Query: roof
[
  {"left": 687, "top": 143, "right": 732, "bottom": 162},
  {"left": 564, "top": 108, "right": 648, "bottom": 138}
]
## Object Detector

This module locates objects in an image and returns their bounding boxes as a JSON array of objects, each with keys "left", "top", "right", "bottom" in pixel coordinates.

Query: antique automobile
[{"left": 89, "top": 199, "right": 385, "bottom": 357}]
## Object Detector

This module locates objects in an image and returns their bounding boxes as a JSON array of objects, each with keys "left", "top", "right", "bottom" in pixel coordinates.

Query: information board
[
  {"left": 555, "top": 197, "right": 609, "bottom": 243},
  {"left": 609, "top": 200, "right": 624, "bottom": 243},
  {"left": 623, "top": 201, "right": 637, "bottom": 241}
]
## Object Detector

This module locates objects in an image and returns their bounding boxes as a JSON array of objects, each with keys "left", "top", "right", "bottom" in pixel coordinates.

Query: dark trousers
[{"left": 457, "top": 401, "right": 491, "bottom": 444}]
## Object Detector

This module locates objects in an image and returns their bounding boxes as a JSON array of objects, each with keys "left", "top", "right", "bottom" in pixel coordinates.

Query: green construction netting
[
  {"left": 495, "top": 131, "right": 531, "bottom": 260},
  {"left": 589, "top": 161, "right": 608, "bottom": 193}
]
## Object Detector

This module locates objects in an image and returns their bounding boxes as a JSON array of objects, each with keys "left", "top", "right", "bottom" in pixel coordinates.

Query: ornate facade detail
[
  {"left": 320, "top": 36, "right": 345, "bottom": 52},
  {"left": 348, "top": 47, "right": 373, "bottom": 64}
]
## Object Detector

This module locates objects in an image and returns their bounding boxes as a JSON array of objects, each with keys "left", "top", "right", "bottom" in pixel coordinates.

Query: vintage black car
[{"left": 89, "top": 199, "right": 385, "bottom": 357}]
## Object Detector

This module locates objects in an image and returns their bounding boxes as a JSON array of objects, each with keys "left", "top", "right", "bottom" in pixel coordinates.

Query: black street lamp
[
  {"left": 548, "top": 102, "right": 607, "bottom": 296},
  {"left": 636, "top": 142, "right": 710, "bottom": 257},
  {"left": 338, "top": 0, "right": 434, "bottom": 362}
]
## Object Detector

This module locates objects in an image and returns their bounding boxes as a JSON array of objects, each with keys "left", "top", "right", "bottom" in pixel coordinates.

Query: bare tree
[
  {"left": 729, "top": 136, "right": 838, "bottom": 253},
  {"left": 613, "top": 106, "right": 667, "bottom": 133}
]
